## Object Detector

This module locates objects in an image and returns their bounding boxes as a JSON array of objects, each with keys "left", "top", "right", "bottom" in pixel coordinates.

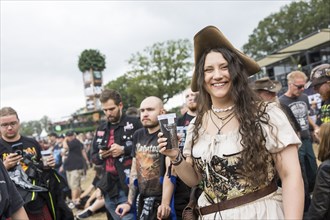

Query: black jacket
[
  {"left": 91, "top": 114, "right": 142, "bottom": 196},
  {"left": 0, "top": 137, "right": 73, "bottom": 220},
  {"left": 305, "top": 159, "right": 330, "bottom": 220}
]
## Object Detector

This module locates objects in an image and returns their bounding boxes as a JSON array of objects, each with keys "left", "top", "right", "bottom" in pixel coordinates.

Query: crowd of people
[{"left": 0, "top": 25, "right": 329, "bottom": 220}]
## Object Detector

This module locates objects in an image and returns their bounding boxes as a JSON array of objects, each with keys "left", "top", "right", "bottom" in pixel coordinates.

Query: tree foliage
[
  {"left": 78, "top": 49, "right": 106, "bottom": 72},
  {"left": 243, "top": 0, "right": 330, "bottom": 60},
  {"left": 20, "top": 120, "right": 42, "bottom": 137},
  {"left": 40, "top": 115, "right": 52, "bottom": 131},
  {"left": 106, "top": 75, "right": 138, "bottom": 109},
  {"left": 20, "top": 115, "right": 51, "bottom": 137},
  {"left": 105, "top": 39, "right": 193, "bottom": 107}
]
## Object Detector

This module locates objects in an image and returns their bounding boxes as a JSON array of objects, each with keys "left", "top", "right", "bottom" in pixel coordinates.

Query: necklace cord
[
  {"left": 211, "top": 109, "right": 234, "bottom": 121},
  {"left": 210, "top": 111, "right": 235, "bottom": 134}
]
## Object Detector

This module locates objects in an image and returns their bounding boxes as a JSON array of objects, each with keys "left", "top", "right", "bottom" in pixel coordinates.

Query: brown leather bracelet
[{"left": 171, "top": 151, "right": 183, "bottom": 166}]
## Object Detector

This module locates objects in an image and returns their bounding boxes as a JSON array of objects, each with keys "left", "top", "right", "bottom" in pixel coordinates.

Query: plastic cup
[{"left": 41, "top": 149, "right": 52, "bottom": 167}]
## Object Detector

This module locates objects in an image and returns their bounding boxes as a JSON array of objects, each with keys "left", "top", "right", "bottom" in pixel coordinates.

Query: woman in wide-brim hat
[{"left": 158, "top": 25, "right": 304, "bottom": 219}]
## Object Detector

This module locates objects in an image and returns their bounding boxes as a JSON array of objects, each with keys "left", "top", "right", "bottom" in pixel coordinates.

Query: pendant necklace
[
  {"left": 210, "top": 111, "right": 236, "bottom": 134},
  {"left": 212, "top": 104, "right": 235, "bottom": 113},
  {"left": 211, "top": 108, "right": 235, "bottom": 122}
]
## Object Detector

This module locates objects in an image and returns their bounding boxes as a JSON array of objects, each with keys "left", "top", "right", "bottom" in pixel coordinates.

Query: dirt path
[{"left": 73, "top": 167, "right": 107, "bottom": 220}]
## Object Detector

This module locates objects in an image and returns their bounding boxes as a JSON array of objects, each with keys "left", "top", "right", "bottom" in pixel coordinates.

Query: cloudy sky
[{"left": 1, "top": 0, "right": 292, "bottom": 122}]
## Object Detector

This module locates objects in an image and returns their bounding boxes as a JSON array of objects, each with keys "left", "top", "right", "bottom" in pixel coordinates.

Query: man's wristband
[{"left": 125, "top": 201, "right": 132, "bottom": 206}]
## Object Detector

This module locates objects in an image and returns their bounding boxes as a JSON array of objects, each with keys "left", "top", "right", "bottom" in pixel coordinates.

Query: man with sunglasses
[
  {"left": 279, "top": 71, "right": 319, "bottom": 214},
  {"left": 305, "top": 63, "right": 330, "bottom": 126}
]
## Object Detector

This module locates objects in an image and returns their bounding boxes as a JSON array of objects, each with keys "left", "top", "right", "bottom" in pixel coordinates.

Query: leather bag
[{"left": 182, "top": 186, "right": 199, "bottom": 220}]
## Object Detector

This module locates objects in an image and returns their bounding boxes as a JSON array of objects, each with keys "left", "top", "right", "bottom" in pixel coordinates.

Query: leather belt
[{"left": 196, "top": 180, "right": 278, "bottom": 215}]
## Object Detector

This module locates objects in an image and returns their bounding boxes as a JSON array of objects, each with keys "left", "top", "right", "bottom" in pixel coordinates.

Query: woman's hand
[{"left": 157, "top": 132, "right": 180, "bottom": 160}]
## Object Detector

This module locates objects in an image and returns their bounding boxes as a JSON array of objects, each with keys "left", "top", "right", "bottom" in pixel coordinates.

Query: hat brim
[
  {"left": 256, "top": 81, "right": 282, "bottom": 93},
  {"left": 191, "top": 26, "right": 261, "bottom": 92},
  {"left": 305, "top": 76, "right": 330, "bottom": 89}
]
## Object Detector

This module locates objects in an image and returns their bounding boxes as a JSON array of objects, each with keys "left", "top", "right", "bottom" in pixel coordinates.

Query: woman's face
[{"left": 203, "top": 51, "right": 232, "bottom": 103}]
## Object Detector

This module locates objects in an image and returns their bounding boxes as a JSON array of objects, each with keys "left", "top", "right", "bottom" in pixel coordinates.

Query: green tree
[
  {"left": 105, "top": 39, "right": 193, "bottom": 107},
  {"left": 106, "top": 75, "right": 138, "bottom": 109},
  {"left": 40, "top": 115, "right": 52, "bottom": 131},
  {"left": 78, "top": 49, "right": 106, "bottom": 72},
  {"left": 20, "top": 120, "right": 42, "bottom": 137},
  {"left": 243, "top": 0, "right": 330, "bottom": 60}
]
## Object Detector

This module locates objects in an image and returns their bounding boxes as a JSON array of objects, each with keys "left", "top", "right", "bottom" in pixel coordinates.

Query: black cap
[
  {"left": 48, "top": 132, "right": 58, "bottom": 138},
  {"left": 65, "top": 131, "right": 75, "bottom": 137}
]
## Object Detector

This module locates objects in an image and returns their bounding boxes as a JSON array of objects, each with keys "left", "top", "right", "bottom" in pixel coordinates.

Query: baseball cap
[
  {"left": 48, "top": 132, "right": 58, "bottom": 138},
  {"left": 65, "top": 130, "right": 75, "bottom": 137},
  {"left": 305, "top": 63, "right": 330, "bottom": 89}
]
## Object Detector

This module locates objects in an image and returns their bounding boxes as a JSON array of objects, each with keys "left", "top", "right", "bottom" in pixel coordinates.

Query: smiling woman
[{"left": 158, "top": 25, "right": 304, "bottom": 220}]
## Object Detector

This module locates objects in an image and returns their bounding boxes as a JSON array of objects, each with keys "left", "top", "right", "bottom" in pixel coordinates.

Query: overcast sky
[{"left": 1, "top": 0, "right": 293, "bottom": 122}]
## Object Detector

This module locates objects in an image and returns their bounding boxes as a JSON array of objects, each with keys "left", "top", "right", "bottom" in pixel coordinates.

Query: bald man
[{"left": 115, "top": 96, "right": 170, "bottom": 219}]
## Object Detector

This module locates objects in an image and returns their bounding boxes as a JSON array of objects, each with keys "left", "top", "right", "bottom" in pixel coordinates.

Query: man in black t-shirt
[
  {"left": 63, "top": 131, "right": 90, "bottom": 208},
  {"left": 0, "top": 106, "right": 73, "bottom": 220},
  {"left": 279, "top": 71, "right": 319, "bottom": 213},
  {"left": 115, "top": 96, "right": 169, "bottom": 219},
  {"left": 305, "top": 63, "right": 330, "bottom": 126},
  {"left": 177, "top": 88, "right": 198, "bottom": 127}
]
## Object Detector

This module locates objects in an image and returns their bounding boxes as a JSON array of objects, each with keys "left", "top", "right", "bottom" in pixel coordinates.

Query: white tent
[{"left": 39, "top": 129, "right": 48, "bottom": 138}]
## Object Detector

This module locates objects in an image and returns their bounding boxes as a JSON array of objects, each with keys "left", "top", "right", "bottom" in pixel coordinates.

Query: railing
[{"left": 51, "top": 120, "right": 106, "bottom": 134}]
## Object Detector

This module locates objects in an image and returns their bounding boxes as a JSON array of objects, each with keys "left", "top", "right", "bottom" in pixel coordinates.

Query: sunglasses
[{"left": 292, "top": 84, "right": 305, "bottom": 89}]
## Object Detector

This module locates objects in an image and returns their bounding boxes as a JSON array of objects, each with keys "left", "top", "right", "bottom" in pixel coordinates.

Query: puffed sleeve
[
  {"left": 182, "top": 119, "right": 196, "bottom": 158},
  {"left": 260, "top": 103, "right": 301, "bottom": 153}
]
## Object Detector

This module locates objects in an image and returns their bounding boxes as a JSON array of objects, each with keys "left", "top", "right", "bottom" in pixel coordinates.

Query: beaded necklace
[{"left": 212, "top": 104, "right": 235, "bottom": 113}]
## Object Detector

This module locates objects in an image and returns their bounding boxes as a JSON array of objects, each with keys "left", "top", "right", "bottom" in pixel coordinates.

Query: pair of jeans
[
  {"left": 104, "top": 189, "right": 134, "bottom": 220},
  {"left": 298, "top": 138, "right": 317, "bottom": 212},
  {"left": 298, "top": 139, "right": 317, "bottom": 192}
]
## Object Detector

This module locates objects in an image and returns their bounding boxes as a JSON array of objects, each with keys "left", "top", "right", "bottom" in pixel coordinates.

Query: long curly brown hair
[{"left": 192, "top": 48, "right": 278, "bottom": 186}]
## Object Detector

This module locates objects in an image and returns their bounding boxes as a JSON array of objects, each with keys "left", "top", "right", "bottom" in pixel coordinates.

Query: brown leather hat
[
  {"left": 251, "top": 77, "right": 282, "bottom": 93},
  {"left": 191, "top": 26, "right": 261, "bottom": 92},
  {"left": 305, "top": 63, "right": 330, "bottom": 89}
]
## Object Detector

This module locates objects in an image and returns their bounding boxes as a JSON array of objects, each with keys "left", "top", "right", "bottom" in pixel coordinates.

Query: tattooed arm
[
  {"left": 115, "top": 158, "right": 138, "bottom": 217},
  {"left": 127, "top": 158, "right": 138, "bottom": 204}
]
